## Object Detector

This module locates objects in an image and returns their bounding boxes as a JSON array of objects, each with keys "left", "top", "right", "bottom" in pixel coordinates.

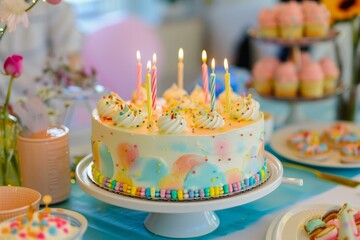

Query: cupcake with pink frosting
[
  {"left": 274, "top": 61, "right": 299, "bottom": 98},
  {"left": 301, "top": 51, "right": 312, "bottom": 65},
  {"left": 252, "top": 57, "right": 279, "bottom": 95},
  {"left": 299, "top": 61, "right": 324, "bottom": 98},
  {"left": 302, "top": 1, "right": 330, "bottom": 37},
  {"left": 320, "top": 57, "right": 340, "bottom": 94},
  {"left": 258, "top": 8, "right": 278, "bottom": 38},
  {"left": 277, "top": 2, "right": 304, "bottom": 39}
]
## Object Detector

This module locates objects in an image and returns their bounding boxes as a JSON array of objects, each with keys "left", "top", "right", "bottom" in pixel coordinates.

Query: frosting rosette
[
  {"left": 163, "top": 83, "right": 188, "bottom": 102},
  {"left": 113, "top": 104, "right": 144, "bottom": 128},
  {"left": 218, "top": 88, "right": 240, "bottom": 105},
  {"left": 166, "top": 95, "right": 194, "bottom": 112},
  {"left": 157, "top": 110, "right": 187, "bottom": 134},
  {"left": 190, "top": 85, "right": 206, "bottom": 104},
  {"left": 97, "top": 92, "right": 124, "bottom": 119},
  {"left": 193, "top": 110, "right": 225, "bottom": 129},
  {"left": 131, "top": 83, "right": 147, "bottom": 107},
  {"left": 230, "top": 94, "right": 260, "bottom": 121}
]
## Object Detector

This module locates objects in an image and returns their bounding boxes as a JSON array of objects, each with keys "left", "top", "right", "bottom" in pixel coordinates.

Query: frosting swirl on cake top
[
  {"left": 193, "top": 110, "right": 225, "bottom": 130},
  {"left": 230, "top": 94, "right": 260, "bottom": 121},
  {"left": 97, "top": 92, "right": 123, "bottom": 119},
  {"left": 157, "top": 110, "right": 187, "bottom": 134},
  {"left": 113, "top": 104, "right": 144, "bottom": 128}
]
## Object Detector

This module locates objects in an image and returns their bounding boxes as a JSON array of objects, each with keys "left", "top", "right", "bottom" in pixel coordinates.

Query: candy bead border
[{"left": 89, "top": 159, "right": 270, "bottom": 202}]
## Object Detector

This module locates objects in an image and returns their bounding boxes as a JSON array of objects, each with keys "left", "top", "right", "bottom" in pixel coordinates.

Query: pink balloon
[
  {"left": 46, "top": 0, "right": 62, "bottom": 5},
  {"left": 82, "top": 16, "right": 163, "bottom": 100}
]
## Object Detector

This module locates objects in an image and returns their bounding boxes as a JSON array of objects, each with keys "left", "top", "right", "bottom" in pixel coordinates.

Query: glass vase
[
  {"left": 337, "top": 85, "right": 358, "bottom": 122},
  {"left": 0, "top": 107, "right": 21, "bottom": 186}
]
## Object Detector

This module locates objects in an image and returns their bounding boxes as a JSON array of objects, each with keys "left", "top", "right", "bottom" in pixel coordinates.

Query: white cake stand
[{"left": 76, "top": 152, "right": 283, "bottom": 238}]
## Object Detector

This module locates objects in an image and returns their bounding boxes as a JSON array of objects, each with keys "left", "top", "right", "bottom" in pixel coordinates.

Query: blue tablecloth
[{"left": 54, "top": 144, "right": 360, "bottom": 240}]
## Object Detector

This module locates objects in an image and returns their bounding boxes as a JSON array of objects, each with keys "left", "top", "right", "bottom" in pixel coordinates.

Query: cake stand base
[
  {"left": 76, "top": 152, "right": 283, "bottom": 238},
  {"left": 144, "top": 211, "right": 219, "bottom": 238}
]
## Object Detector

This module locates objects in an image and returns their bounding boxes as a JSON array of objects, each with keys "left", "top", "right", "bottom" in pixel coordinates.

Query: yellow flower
[{"left": 322, "top": 0, "right": 360, "bottom": 22}]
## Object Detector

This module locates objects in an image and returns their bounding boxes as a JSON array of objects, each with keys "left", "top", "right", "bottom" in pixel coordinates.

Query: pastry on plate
[
  {"left": 340, "top": 143, "right": 360, "bottom": 164},
  {"left": 304, "top": 203, "right": 360, "bottom": 240},
  {"left": 288, "top": 130, "right": 331, "bottom": 161},
  {"left": 323, "top": 123, "right": 360, "bottom": 149}
]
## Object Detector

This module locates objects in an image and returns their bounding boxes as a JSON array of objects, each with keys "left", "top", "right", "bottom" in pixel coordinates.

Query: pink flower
[
  {"left": 4, "top": 54, "right": 23, "bottom": 78},
  {"left": 46, "top": 0, "right": 62, "bottom": 5}
]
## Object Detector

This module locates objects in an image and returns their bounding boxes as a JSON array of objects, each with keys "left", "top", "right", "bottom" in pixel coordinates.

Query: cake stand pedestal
[{"left": 76, "top": 152, "right": 283, "bottom": 238}]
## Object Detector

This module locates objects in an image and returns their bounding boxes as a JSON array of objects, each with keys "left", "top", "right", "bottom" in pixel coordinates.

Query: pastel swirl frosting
[
  {"left": 97, "top": 92, "right": 124, "bottom": 119},
  {"left": 157, "top": 111, "right": 187, "bottom": 134},
  {"left": 193, "top": 110, "right": 225, "bottom": 129},
  {"left": 230, "top": 95, "right": 260, "bottom": 121},
  {"left": 113, "top": 104, "right": 144, "bottom": 128}
]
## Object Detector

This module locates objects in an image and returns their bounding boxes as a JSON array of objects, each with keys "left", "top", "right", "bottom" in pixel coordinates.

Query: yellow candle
[
  {"left": 224, "top": 58, "right": 231, "bottom": 114},
  {"left": 178, "top": 48, "right": 184, "bottom": 89},
  {"left": 146, "top": 60, "right": 152, "bottom": 125}
]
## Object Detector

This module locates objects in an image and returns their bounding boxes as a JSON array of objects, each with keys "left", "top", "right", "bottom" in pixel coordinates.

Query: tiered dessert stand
[
  {"left": 247, "top": 29, "right": 345, "bottom": 124},
  {"left": 76, "top": 152, "right": 283, "bottom": 238}
]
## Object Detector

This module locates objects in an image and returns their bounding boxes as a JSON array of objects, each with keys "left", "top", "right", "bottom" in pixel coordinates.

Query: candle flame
[
  {"left": 152, "top": 53, "right": 157, "bottom": 65},
  {"left": 202, "top": 50, "right": 207, "bottom": 63},
  {"left": 147, "top": 61, "right": 151, "bottom": 72},
  {"left": 136, "top": 50, "right": 141, "bottom": 62},
  {"left": 224, "top": 58, "right": 229, "bottom": 72},
  {"left": 211, "top": 58, "right": 215, "bottom": 70},
  {"left": 178, "top": 48, "right": 184, "bottom": 62}
]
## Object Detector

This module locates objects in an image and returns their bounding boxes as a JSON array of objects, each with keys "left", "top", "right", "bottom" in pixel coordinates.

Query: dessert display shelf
[
  {"left": 248, "top": 83, "right": 346, "bottom": 124},
  {"left": 248, "top": 28, "right": 343, "bottom": 124},
  {"left": 76, "top": 152, "right": 283, "bottom": 238},
  {"left": 248, "top": 28, "right": 339, "bottom": 47}
]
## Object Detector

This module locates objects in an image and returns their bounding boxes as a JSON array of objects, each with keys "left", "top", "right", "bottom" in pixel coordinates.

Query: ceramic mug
[{"left": 17, "top": 125, "right": 71, "bottom": 204}]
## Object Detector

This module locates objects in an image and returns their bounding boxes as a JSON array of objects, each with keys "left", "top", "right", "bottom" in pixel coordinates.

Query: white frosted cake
[{"left": 91, "top": 86, "right": 268, "bottom": 201}]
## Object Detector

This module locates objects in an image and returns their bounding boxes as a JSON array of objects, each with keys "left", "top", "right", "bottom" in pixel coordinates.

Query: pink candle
[
  {"left": 136, "top": 51, "right": 142, "bottom": 100},
  {"left": 151, "top": 53, "right": 157, "bottom": 110},
  {"left": 202, "top": 50, "right": 209, "bottom": 104}
]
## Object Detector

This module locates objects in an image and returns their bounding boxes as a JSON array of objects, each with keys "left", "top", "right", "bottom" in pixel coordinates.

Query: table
[{"left": 57, "top": 132, "right": 360, "bottom": 240}]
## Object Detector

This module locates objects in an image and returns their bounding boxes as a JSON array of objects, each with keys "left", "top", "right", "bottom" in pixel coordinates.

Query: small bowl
[
  {"left": 50, "top": 208, "right": 88, "bottom": 239},
  {"left": 0, "top": 208, "right": 87, "bottom": 239},
  {"left": 0, "top": 186, "right": 41, "bottom": 222}
]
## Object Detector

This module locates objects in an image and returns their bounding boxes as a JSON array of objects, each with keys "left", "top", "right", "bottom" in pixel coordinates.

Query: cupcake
[
  {"left": 320, "top": 58, "right": 340, "bottom": 94},
  {"left": 252, "top": 57, "right": 279, "bottom": 95},
  {"left": 277, "top": 2, "right": 304, "bottom": 39},
  {"left": 302, "top": 1, "right": 330, "bottom": 37},
  {"left": 274, "top": 61, "right": 299, "bottom": 98},
  {"left": 299, "top": 61, "right": 324, "bottom": 98},
  {"left": 301, "top": 51, "right": 312, "bottom": 65},
  {"left": 258, "top": 8, "right": 278, "bottom": 38}
]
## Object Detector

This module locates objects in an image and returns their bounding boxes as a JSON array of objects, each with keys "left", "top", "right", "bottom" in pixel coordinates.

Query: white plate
[
  {"left": 270, "top": 122, "right": 360, "bottom": 169},
  {"left": 267, "top": 204, "right": 335, "bottom": 240}
]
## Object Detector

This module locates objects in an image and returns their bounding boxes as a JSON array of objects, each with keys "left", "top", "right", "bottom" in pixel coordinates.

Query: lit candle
[
  {"left": 210, "top": 58, "right": 216, "bottom": 112},
  {"left": 151, "top": 53, "right": 157, "bottom": 110},
  {"left": 224, "top": 58, "right": 231, "bottom": 113},
  {"left": 146, "top": 61, "right": 152, "bottom": 125},
  {"left": 202, "top": 50, "right": 209, "bottom": 104},
  {"left": 136, "top": 51, "right": 142, "bottom": 100},
  {"left": 178, "top": 48, "right": 184, "bottom": 89}
]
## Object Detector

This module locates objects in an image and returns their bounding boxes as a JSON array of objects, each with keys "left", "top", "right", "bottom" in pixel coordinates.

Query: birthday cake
[{"left": 91, "top": 85, "right": 268, "bottom": 201}]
